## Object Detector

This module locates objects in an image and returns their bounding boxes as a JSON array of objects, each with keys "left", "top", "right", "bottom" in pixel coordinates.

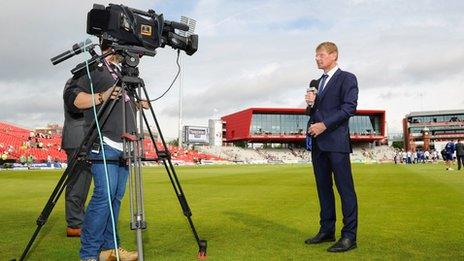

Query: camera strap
[{"left": 104, "top": 59, "right": 130, "bottom": 103}]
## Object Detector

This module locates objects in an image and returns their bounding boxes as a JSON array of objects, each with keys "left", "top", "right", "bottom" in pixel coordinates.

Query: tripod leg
[
  {"left": 122, "top": 88, "right": 148, "bottom": 261},
  {"left": 125, "top": 138, "right": 146, "bottom": 261},
  {"left": 138, "top": 86, "right": 207, "bottom": 259},
  {"left": 17, "top": 95, "right": 121, "bottom": 260},
  {"left": 161, "top": 159, "right": 208, "bottom": 259},
  {"left": 135, "top": 86, "right": 146, "bottom": 261},
  {"left": 135, "top": 151, "right": 145, "bottom": 261},
  {"left": 19, "top": 158, "right": 89, "bottom": 261}
]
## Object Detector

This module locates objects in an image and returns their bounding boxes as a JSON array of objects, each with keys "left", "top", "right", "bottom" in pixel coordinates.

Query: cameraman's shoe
[
  {"left": 66, "top": 227, "right": 81, "bottom": 237},
  {"left": 99, "top": 247, "right": 138, "bottom": 261},
  {"left": 118, "top": 247, "right": 138, "bottom": 261},
  {"left": 99, "top": 249, "right": 116, "bottom": 261}
]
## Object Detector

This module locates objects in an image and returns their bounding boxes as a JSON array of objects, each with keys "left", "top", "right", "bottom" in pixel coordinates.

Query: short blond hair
[{"left": 316, "top": 42, "right": 338, "bottom": 60}]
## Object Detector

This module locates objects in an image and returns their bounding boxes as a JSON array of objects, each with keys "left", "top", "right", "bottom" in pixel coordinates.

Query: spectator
[
  {"left": 455, "top": 139, "right": 464, "bottom": 171},
  {"left": 424, "top": 150, "right": 430, "bottom": 162},
  {"left": 432, "top": 150, "right": 439, "bottom": 162},
  {"left": 20, "top": 155, "right": 27, "bottom": 165},
  {"left": 27, "top": 155, "right": 34, "bottom": 165},
  {"left": 441, "top": 148, "right": 446, "bottom": 162},
  {"left": 444, "top": 141, "right": 456, "bottom": 171}
]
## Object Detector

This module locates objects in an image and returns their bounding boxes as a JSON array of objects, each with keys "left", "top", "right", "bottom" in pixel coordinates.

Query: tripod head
[{"left": 69, "top": 43, "right": 155, "bottom": 77}]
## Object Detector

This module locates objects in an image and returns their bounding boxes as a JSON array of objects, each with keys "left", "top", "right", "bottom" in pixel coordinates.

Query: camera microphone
[
  {"left": 163, "top": 20, "right": 190, "bottom": 32},
  {"left": 51, "top": 39, "right": 97, "bottom": 65},
  {"left": 306, "top": 79, "right": 318, "bottom": 107}
]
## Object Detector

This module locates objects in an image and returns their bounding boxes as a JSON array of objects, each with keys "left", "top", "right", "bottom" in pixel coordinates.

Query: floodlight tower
[{"left": 178, "top": 16, "right": 197, "bottom": 148}]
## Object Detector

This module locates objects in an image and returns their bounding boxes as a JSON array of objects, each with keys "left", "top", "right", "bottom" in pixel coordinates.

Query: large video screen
[{"left": 185, "top": 126, "right": 209, "bottom": 144}]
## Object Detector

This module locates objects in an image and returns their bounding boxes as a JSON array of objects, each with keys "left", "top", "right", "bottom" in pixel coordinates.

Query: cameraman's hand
[
  {"left": 139, "top": 100, "right": 150, "bottom": 110},
  {"left": 135, "top": 100, "right": 150, "bottom": 110},
  {"left": 102, "top": 86, "right": 122, "bottom": 101}
]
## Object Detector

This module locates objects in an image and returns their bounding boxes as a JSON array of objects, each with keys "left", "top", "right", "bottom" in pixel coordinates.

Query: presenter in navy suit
[{"left": 304, "top": 42, "right": 359, "bottom": 252}]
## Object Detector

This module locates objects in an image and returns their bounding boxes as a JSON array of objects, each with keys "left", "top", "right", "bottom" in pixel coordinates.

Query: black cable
[{"left": 150, "top": 50, "right": 181, "bottom": 102}]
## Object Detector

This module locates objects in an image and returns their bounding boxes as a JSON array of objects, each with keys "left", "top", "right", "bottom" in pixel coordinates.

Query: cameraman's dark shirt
[{"left": 64, "top": 63, "right": 136, "bottom": 144}]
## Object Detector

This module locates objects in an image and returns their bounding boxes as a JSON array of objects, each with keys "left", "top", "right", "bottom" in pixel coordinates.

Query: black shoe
[
  {"left": 327, "top": 237, "right": 357, "bottom": 252},
  {"left": 305, "top": 232, "right": 335, "bottom": 244}
]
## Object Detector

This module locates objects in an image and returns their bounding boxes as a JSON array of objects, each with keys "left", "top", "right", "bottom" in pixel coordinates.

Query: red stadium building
[
  {"left": 221, "top": 108, "right": 386, "bottom": 145},
  {"left": 403, "top": 110, "right": 464, "bottom": 151}
]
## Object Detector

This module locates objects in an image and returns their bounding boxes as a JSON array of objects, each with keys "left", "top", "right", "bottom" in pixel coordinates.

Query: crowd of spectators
[
  {"left": 0, "top": 126, "right": 65, "bottom": 164},
  {"left": 394, "top": 149, "right": 441, "bottom": 164}
]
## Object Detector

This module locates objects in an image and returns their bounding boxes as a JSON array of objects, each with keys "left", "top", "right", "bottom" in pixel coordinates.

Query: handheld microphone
[
  {"left": 51, "top": 39, "right": 97, "bottom": 65},
  {"left": 306, "top": 79, "right": 318, "bottom": 106}
]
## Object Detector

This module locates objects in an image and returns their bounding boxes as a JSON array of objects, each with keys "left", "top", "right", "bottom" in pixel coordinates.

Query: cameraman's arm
[{"left": 73, "top": 86, "right": 122, "bottom": 109}]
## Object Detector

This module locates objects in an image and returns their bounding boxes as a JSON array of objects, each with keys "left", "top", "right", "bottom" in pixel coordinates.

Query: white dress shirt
[{"left": 320, "top": 65, "right": 339, "bottom": 91}]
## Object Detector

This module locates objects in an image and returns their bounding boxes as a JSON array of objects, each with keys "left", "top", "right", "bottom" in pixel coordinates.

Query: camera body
[{"left": 87, "top": 4, "right": 198, "bottom": 55}]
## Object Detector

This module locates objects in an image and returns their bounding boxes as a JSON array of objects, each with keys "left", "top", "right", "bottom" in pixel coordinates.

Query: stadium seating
[
  {"left": 0, "top": 122, "right": 223, "bottom": 164},
  {"left": 197, "top": 146, "right": 311, "bottom": 164},
  {"left": 141, "top": 140, "right": 223, "bottom": 163},
  {"left": 1, "top": 121, "right": 397, "bottom": 165},
  {"left": 256, "top": 148, "right": 304, "bottom": 163},
  {"left": 199, "top": 145, "right": 396, "bottom": 164},
  {"left": 197, "top": 146, "right": 266, "bottom": 163},
  {"left": 351, "top": 145, "right": 396, "bottom": 163}
]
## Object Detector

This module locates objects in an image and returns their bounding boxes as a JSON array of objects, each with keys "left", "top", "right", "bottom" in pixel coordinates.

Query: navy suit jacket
[{"left": 306, "top": 68, "right": 358, "bottom": 153}]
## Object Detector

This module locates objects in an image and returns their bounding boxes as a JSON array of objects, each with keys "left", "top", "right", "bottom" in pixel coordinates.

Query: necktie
[{"left": 319, "top": 74, "right": 328, "bottom": 93}]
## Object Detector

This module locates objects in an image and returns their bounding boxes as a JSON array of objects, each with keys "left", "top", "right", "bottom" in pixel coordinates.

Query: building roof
[
  {"left": 222, "top": 107, "right": 385, "bottom": 118},
  {"left": 405, "top": 109, "right": 464, "bottom": 118}
]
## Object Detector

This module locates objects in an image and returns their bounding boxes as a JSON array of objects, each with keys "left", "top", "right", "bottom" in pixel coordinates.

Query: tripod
[{"left": 18, "top": 46, "right": 207, "bottom": 261}]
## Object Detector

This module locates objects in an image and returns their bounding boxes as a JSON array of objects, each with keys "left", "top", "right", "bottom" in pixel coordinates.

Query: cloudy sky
[{"left": 1, "top": 0, "right": 463, "bottom": 139}]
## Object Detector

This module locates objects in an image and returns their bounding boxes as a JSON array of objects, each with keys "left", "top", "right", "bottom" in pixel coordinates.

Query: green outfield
[{"left": 1, "top": 163, "right": 463, "bottom": 260}]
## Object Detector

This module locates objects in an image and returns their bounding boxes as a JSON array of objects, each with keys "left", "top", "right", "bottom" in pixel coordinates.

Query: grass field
[{"left": 1, "top": 163, "right": 464, "bottom": 260}]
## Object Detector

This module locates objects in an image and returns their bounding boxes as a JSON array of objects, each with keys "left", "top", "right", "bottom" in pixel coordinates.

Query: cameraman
[
  {"left": 65, "top": 40, "right": 138, "bottom": 261},
  {"left": 62, "top": 78, "right": 92, "bottom": 237}
]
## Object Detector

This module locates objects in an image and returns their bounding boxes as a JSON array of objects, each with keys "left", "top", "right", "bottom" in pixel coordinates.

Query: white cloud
[{"left": 0, "top": 0, "right": 463, "bottom": 139}]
